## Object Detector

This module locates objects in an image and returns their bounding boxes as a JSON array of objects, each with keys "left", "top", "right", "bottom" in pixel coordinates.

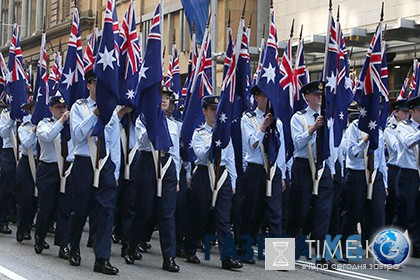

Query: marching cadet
[
  {"left": 393, "top": 96, "right": 420, "bottom": 258},
  {"left": 340, "top": 104, "right": 387, "bottom": 260},
  {"left": 286, "top": 81, "right": 335, "bottom": 267},
  {"left": 384, "top": 99, "right": 409, "bottom": 226},
  {"left": 0, "top": 101, "right": 17, "bottom": 235},
  {"left": 34, "top": 96, "right": 73, "bottom": 260},
  {"left": 239, "top": 86, "right": 286, "bottom": 264},
  {"left": 69, "top": 70, "right": 121, "bottom": 275},
  {"left": 183, "top": 95, "right": 242, "bottom": 270},
  {"left": 16, "top": 97, "right": 37, "bottom": 242},
  {"left": 124, "top": 86, "right": 180, "bottom": 272}
]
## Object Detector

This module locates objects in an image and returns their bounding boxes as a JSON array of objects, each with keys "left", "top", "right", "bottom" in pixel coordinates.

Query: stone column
[
  {"left": 35, "top": 0, "right": 42, "bottom": 32},
  {"left": 0, "top": 0, "right": 3, "bottom": 45},
  {"left": 21, "top": 0, "right": 28, "bottom": 38},
  {"left": 8, "top": 0, "right": 15, "bottom": 42},
  {"left": 257, "top": 0, "right": 270, "bottom": 43},
  {"left": 27, "top": 0, "right": 32, "bottom": 35}
]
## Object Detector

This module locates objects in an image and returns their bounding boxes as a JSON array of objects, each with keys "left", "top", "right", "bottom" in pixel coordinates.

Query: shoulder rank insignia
[
  {"left": 296, "top": 109, "right": 307, "bottom": 115},
  {"left": 75, "top": 98, "right": 87, "bottom": 105},
  {"left": 246, "top": 111, "right": 256, "bottom": 118}
]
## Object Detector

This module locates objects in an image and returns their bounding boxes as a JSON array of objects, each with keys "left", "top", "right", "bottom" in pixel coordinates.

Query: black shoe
[
  {"left": 68, "top": 249, "right": 81, "bottom": 266},
  {"left": 0, "top": 225, "right": 12, "bottom": 234},
  {"left": 23, "top": 231, "right": 32, "bottom": 240},
  {"left": 111, "top": 234, "right": 120, "bottom": 244},
  {"left": 137, "top": 242, "right": 148, "bottom": 253},
  {"left": 16, "top": 229, "right": 24, "bottom": 242},
  {"left": 176, "top": 249, "right": 186, "bottom": 258},
  {"left": 197, "top": 240, "right": 204, "bottom": 252},
  {"left": 59, "top": 246, "right": 70, "bottom": 260},
  {"left": 86, "top": 238, "right": 95, "bottom": 248},
  {"left": 241, "top": 258, "right": 255, "bottom": 264},
  {"left": 42, "top": 240, "right": 50, "bottom": 249},
  {"left": 47, "top": 225, "right": 55, "bottom": 234},
  {"left": 34, "top": 236, "right": 44, "bottom": 254},
  {"left": 222, "top": 257, "right": 243, "bottom": 270},
  {"left": 93, "top": 259, "right": 119, "bottom": 275},
  {"left": 186, "top": 254, "right": 201, "bottom": 264},
  {"left": 162, "top": 257, "right": 180, "bottom": 272},
  {"left": 315, "top": 259, "right": 336, "bottom": 270},
  {"left": 123, "top": 247, "right": 137, "bottom": 265}
]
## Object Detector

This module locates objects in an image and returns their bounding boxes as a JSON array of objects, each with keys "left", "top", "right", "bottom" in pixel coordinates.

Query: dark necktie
[
  {"left": 99, "top": 136, "right": 106, "bottom": 159},
  {"left": 313, "top": 113, "right": 319, "bottom": 121}
]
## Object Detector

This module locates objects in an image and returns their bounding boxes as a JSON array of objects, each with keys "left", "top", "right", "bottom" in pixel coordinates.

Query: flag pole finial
[
  {"left": 42, "top": 16, "right": 46, "bottom": 33},
  {"left": 73, "top": 0, "right": 78, "bottom": 8},
  {"left": 299, "top": 24, "right": 303, "bottom": 41},
  {"left": 337, "top": 5, "right": 340, "bottom": 22},
  {"left": 227, "top": 10, "right": 231, "bottom": 27},
  {"left": 241, "top": 0, "right": 246, "bottom": 19},
  {"left": 248, "top": 12, "right": 253, "bottom": 28},
  {"left": 349, "top": 46, "right": 354, "bottom": 60},
  {"left": 192, "top": 21, "right": 196, "bottom": 34},
  {"left": 206, "top": 12, "right": 211, "bottom": 28},
  {"left": 329, "top": 0, "right": 333, "bottom": 11},
  {"left": 173, "top": 30, "right": 176, "bottom": 44},
  {"left": 58, "top": 38, "right": 62, "bottom": 53},
  {"left": 270, "top": 0, "right": 273, "bottom": 9},
  {"left": 290, "top": 19, "right": 295, "bottom": 38},
  {"left": 95, "top": 11, "right": 98, "bottom": 28},
  {"left": 48, "top": 41, "right": 54, "bottom": 53},
  {"left": 380, "top": 2, "right": 384, "bottom": 21},
  {"left": 415, "top": 45, "right": 417, "bottom": 59}
]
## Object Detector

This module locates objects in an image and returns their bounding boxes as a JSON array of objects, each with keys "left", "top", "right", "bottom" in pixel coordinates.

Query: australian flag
[
  {"left": 333, "top": 20, "right": 354, "bottom": 147},
  {"left": 56, "top": 8, "right": 87, "bottom": 108},
  {"left": 25, "top": 65, "right": 33, "bottom": 93},
  {"left": 397, "top": 73, "right": 410, "bottom": 101},
  {"left": 408, "top": 58, "right": 419, "bottom": 99},
  {"left": 120, "top": 0, "right": 140, "bottom": 110},
  {"left": 32, "top": 31, "right": 51, "bottom": 125},
  {"left": 48, "top": 52, "right": 63, "bottom": 96},
  {"left": 135, "top": 4, "right": 172, "bottom": 150},
  {"left": 181, "top": 25, "right": 212, "bottom": 162},
  {"left": 279, "top": 35, "right": 295, "bottom": 160},
  {"left": 0, "top": 53, "right": 7, "bottom": 102},
  {"left": 165, "top": 43, "right": 182, "bottom": 119},
  {"left": 7, "top": 24, "right": 27, "bottom": 120},
  {"left": 181, "top": 30, "right": 198, "bottom": 120},
  {"left": 354, "top": 22, "right": 383, "bottom": 154},
  {"left": 180, "top": 0, "right": 209, "bottom": 45},
  {"left": 254, "top": 9, "right": 281, "bottom": 165},
  {"left": 92, "top": 0, "right": 121, "bottom": 136},
  {"left": 378, "top": 40, "right": 389, "bottom": 130},
  {"left": 83, "top": 27, "right": 98, "bottom": 75},
  {"left": 293, "top": 36, "right": 309, "bottom": 112},
  {"left": 210, "top": 18, "right": 243, "bottom": 162}
]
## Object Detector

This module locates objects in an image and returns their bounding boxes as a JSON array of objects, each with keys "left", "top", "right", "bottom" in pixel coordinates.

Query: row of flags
[{"left": 0, "top": 1, "right": 416, "bottom": 169}]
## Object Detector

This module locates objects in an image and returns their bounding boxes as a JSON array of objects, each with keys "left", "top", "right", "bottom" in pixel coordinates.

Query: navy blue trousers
[
  {"left": 286, "top": 158, "right": 333, "bottom": 243},
  {"left": 393, "top": 168, "right": 420, "bottom": 249},
  {"left": 341, "top": 169, "right": 386, "bottom": 243},
  {"left": 116, "top": 151, "right": 139, "bottom": 246},
  {"left": 175, "top": 164, "right": 189, "bottom": 252},
  {"left": 239, "top": 163, "right": 283, "bottom": 240},
  {"left": 184, "top": 165, "right": 233, "bottom": 258},
  {"left": 385, "top": 164, "right": 399, "bottom": 226},
  {"left": 129, "top": 151, "right": 177, "bottom": 258},
  {"left": 35, "top": 161, "right": 72, "bottom": 246},
  {"left": 15, "top": 155, "right": 36, "bottom": 234},
  {"left": 0, "top": 148, "right": 16, "bottom": 226},
  {"left": 70, "top": 156, "right": 117, "bottom": 260},
  {"left": 329, "top": 160, "right": 344, "bottom": 235}
]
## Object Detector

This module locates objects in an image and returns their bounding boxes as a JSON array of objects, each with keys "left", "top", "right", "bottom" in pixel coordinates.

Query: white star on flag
[
  {"left": 5, "top": 71, "right": 12, "bottom": 83},
  {"left": 326, "top": 72, "right": 336, "bottom": 94},
  {"left": 219, "top": 112, "right": 227, "bottom": 123},
  {"left": 36, "top": 88, "right": 42, "bottom": 102},
  {"left": 360, "top": 107, "right": 367, "bottom": 118},
  {"left": 188, "top": 140, "right": 194, "bottom": 149},
  {"left": 215, "top": 139, "right": 222, "bottom": 147},
  {"left": 344, "top": 76, "right": 352, "bottom": 90},
  {"left": 368, "top": 120, "right": 377, "bottom": 131},
  {"left": 339, "top": 111, "right": 344, "bottom": 120},
  {"left": 139, "top": 66, "right": 149, "bottom": 80},
  {"left": 262, "top": 63, "right": 276, "bottom": 84},
  {"left": 126, "top": 89, "right": 135, "bottom": 100},
  {"left": 62, "top": 69, "right": 74, "bottom": 90},
  {"left": 9, "top": 95, "right": 13, "bottom": 102},
  {"left": 97, "top": 46, "right": 116, "bottom": 71}
]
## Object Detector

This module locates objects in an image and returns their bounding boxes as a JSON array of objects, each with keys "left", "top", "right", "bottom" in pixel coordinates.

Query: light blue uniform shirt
[
  {"left": 135, "top": 116, "right": 180, "bottom": 181},
  {"left": 241, "top": 108, "right": 286, "bottom": 179},
  {"left": 192, "top": 123, "right": 237, "bottom": 189},
  {"left": 70, "top": 97, "right": 121, "bottom": 180},
  {"left": 345, "top": 120, "right": 387, "bottom": 188},
  {"left": 18, "top": 114, "right": 36, "bottom": 156},
  {"left": 37, "top": 117, "right": 74, "bottom": 163},
  {"left": 290, "top": 107, "right": 335, "bottom": 175},
  {"left": 0, "top": 108, "right": 15, "bottom": 149},
  {"left": 384, "top": 116, "right": 400, "bottom": 166},
  {"left": 396, "top": 119, "right": 420, "bottom": 170}
]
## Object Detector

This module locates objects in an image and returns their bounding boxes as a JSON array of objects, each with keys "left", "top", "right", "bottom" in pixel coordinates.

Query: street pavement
[{"left": 0, "top": 224, "right": 419, "bottom": 280}]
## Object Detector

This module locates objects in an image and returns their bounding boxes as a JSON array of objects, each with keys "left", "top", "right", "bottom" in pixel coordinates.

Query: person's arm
[
  {"left": 396, "top": 123, "right": 420, "bottom": 148},
  {"left": 36, "top": 120, "right": 63, "bottom": 143},
  {"left": 290, "top": 114, "right": 313, "bottom": 150},
  {"left": 18, "top": 124, "right": 36, "bottom": 149},
  {"left": 109, "top": 113, "right": 121, "bottom": 181},
  {"left": 0, "top": 111, "right": 14, "bottom": 139},
  {"left": 347, "top": 123, "right": 368, "bottom": 160},
  {"left": 70, "top": 103, "right": 98, "bottom": 143},
  {"left": 192, "top": 129, "right": 210, "bottom": 161},
  {"left": 276, "top": 120, "right": 286, "bottom": 180},
  {"left": 241, "top": 115, "right": 265, "bottom": 150},
  {"left": 225, "top": 140, "right": 237, "bottom": 190}
]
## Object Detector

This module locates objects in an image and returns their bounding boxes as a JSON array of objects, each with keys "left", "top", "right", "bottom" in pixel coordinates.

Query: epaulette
[
  {"left": 246, "top": 111, "right": 256, "bottom": 118},
  {"left": 44, "top": 117, "right": 54, "bottom": 123},
  {"left": 388, "top": 123, "right": 397, "bottom": 129},
  {"left": 75, "top": 98, "right": 87, "bottom": 105},
  {"left": 402, "top": 120, "right": 412, "bottom": 125},
  {"left": 197, "top": 126, "right": 205, "bottom": 132},
  {"left": 21, "top": 121, "right": 30, "bottom": 126},
  {"left": 296, "top": 109, "right": 307, "bottom": 115},
  {"left": 3, "top": 108, "right": 9, "bottom": 113}
]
